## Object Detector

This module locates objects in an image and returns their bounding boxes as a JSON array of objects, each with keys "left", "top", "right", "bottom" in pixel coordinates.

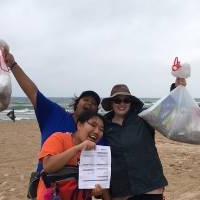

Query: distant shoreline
[{"left": 1, "top": 96, "right": 200, "bottom": 121}]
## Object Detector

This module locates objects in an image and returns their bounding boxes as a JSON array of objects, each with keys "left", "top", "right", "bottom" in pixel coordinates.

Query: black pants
[{"left": 128, "top": 194, "right": 164, "bottom": 200}]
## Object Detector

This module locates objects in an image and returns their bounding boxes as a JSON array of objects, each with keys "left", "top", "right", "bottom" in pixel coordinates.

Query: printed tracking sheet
[{"left": 79, "top": 145, "right": 111, "bottom": 189}]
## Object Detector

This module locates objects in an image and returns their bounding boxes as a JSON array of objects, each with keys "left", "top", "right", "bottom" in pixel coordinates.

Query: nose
[
  {"left": 88, "top": 101, "right": 93, "bottom": 107},
  {"left": 93, "top": 126, "right": 99, "bottom": 133},
  {"left": 85, "top": 100, "right": 93, "bottom": 107},
  {"left": 93, "top": 126, "right": 102, "bottom": 135}
]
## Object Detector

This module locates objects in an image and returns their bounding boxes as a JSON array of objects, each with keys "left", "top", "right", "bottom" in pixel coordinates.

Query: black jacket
[{"left": 104, "top": 104, "right": 168, "bottom": 197}]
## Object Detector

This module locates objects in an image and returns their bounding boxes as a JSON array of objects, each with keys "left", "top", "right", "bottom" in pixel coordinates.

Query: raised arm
[
  {"left": 170, "top": 77, "right": 187, "bottom": 91},
  {"left": 42, "top": 139, "right": 96, "bottom": 173},
  {"left": 175, "top": 77, "right": 186, "bottom": 87},
  {"left": 3, "top": 51, "right": 38, "bottom": 108}
]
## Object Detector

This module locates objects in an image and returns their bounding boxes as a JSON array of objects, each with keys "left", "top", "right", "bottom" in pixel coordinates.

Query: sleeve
[
  {"left": 35, "top": 90, "right": 63, "bottom": 131},
  {"left": 38, "top": 133, "right": 66, "bottom": 162},
  {"left": 170, "top": 83, "right": 176, "bottom": 91}
]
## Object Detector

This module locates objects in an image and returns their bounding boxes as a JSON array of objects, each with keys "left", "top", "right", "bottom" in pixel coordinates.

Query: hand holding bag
[
  {"left": 0, "top": 40, "right": 12, "bottom": 111},
  {"left": 139, "top": 57, "right": 200, "bottom": 144}
]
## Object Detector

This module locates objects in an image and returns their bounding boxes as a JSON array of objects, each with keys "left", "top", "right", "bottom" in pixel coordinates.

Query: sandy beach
[{"left": 0, "top": 120, "right": 200, "bottom": 200}]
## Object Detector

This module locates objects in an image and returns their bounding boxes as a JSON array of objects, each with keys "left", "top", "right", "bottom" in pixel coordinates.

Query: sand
[{"left": 0, "top": 121, "right": 200, "bottom": 200}]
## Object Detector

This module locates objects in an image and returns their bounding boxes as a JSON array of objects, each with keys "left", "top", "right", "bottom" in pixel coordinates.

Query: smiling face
[
  {"left": 112, "top": 95, "right": 132, "bottom": 117},
  {"left": 77, "top": 115, "right": 104, "bottom": 144},
  {"left": 75, "top": 96, "right": 98, "bottom": 118}
]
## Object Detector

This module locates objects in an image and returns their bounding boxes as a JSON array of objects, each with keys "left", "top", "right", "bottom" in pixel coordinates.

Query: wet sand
[{"left": 0, "top": 121, "right": 200, "bottom": 200}]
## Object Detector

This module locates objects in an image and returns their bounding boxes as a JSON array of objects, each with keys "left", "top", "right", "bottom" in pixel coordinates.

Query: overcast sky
[{"left": 1, "top": 0, "right": 200, "bottom": 98}]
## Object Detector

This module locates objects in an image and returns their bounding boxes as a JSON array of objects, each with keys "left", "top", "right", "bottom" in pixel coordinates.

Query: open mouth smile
[{"left": 88, "top": 134, "right": 97, "bottom": 142}]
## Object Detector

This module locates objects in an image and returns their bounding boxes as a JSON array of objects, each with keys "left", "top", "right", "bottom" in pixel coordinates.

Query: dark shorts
[{"left": 128, "top": 194, "right": 164, "bottom": 200}]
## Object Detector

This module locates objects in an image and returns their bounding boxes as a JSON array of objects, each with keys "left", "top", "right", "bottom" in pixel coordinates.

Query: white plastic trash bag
[
  {"left": 139, "top": 57, "right": 200, "bottom": 144},
  {"left": 139, "top": 86, "right": 200, "bottom": 144},
  {"left": 0, "top": 40, "right": 12, "bottom": 111}
]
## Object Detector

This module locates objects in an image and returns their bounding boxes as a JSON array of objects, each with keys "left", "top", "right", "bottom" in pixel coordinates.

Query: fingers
[
  {"left": 2, "top": 47, "right": 9, "bottom": 57},
  {"left": 175, "top": 78, "right": 186, "bottom": 87},
  {"left": 92, "top": 184, "right": 103, "bottom": 197},
  {"left": 79, "top": 140, "right": 96, "bottom": 151},
  {"left": 3, "top": 52, "right": 15, "bottom": 68},
  {"left": 1, "top": 47, "right": 10, "bottom": 63},
  {"left": 83, "top": 140, "right": 96, "bottom": 150},
  {"left": 95, "top": 184, "right": 102, "bottom": 191}
]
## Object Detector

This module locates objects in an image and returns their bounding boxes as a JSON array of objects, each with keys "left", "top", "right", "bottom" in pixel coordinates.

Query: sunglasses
[
  {"left": 87, "top": 121, "right": 104, "bottom": 132},
  {"left": 112, "top": 97, "right": 132, "bottom": 104}
]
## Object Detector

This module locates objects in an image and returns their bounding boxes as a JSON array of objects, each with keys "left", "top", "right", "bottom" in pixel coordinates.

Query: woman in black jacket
[
  {"left": 101, "top": 80, "right": 185, "bottom": 200},
  {"left": 102, "top": 78, "right": 186, "bottom": 200}
]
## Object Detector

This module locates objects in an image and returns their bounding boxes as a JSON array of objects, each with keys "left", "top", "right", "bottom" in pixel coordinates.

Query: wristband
[{"left": 10, "top": 62, "right": 18, "bottom": 70}]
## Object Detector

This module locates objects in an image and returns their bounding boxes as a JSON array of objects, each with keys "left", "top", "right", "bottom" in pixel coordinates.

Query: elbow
[
  {"left": 43, "top": 163, "right": 51, "bottom": 173},
  {"left": 42, "top": 157, "right": 55, "bottom": 173},
  {"left": 43, "top": 162, "right": 53, "bottom": 173}
]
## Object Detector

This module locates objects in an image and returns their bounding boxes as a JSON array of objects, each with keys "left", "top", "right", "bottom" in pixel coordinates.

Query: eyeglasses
[
  {"left": 112, "top": 97, "right": 132, "bottom": 104},
  {"left": 87, "top": 121, "right": 104, "bottom": 132}
]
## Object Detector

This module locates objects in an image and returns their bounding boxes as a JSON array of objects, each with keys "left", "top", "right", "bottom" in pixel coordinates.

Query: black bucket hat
[{"left": 101, "top": 84, "right": 143, "bottom": 111}]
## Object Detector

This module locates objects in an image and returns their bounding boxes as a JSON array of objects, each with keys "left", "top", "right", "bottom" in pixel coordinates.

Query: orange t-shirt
[{"left": 37, "top": 132, "right": 79, "bottom": 200}]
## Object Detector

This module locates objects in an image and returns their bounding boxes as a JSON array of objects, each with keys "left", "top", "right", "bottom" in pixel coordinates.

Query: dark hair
[
  {"left": 77, "top": 111, "right": 105, "bottom": 126},
  {"left": 71, "top": 96, "right": 79, "bottom": 111}
]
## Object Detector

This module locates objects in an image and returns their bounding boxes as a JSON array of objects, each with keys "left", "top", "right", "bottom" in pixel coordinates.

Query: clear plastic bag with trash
[
  {"left": 0, "top": 40, "right": 12, "bottom": 112},
  {"left": 139, "top": 57, "right": 200, "bottom": 144}
]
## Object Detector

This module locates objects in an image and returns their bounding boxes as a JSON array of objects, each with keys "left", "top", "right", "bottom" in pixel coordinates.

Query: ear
[{"left": 77, "top": 121, "right": 83, "bottom": 131}]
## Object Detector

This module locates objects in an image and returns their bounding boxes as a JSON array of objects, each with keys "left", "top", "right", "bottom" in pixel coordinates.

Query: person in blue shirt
[{"left": 4, "top": 51, "right": 101, "bottom": 172}]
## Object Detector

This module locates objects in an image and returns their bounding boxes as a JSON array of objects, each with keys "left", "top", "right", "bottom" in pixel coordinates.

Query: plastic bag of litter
[
  {"left": 139, "top": 58, "right": 200, "bottom": 144},
  {"left": 139, "top": 86, "right": 200, "bottom": 144},
  {"left": 0, "top": 40, "right": 12, "bottom": 111}
]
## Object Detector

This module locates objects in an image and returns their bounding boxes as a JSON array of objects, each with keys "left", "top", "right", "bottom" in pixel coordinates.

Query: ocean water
[
  {"left": 1, "top": 97, "right": 200, "bottom": 121},
  {"left": 0, "top": 97, "right": 73, "bottom": 121}
]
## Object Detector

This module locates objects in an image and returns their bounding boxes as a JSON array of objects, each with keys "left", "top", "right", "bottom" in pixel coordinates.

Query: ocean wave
[
  {"left": 1, "top": 97, "right": 199, "bottom": 121},
  {"left": 15, "top": 117, "right": 35, "bottom": 121},
  {"left": 1, "top": 108, "right": 33, "bottom": 113},
  {"left": 14, "top": 108, "right": 33, "bottom": 113}
]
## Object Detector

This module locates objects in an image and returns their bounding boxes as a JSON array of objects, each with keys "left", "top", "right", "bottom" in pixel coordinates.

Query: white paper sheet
[{"left": 78, "top": 145, "right": 111, "bottom": 189}]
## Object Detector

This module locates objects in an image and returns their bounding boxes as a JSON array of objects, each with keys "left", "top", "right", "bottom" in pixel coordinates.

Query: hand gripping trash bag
[
  {"left": 0, "top": 44, "right": 12, "bottom": 111},
  {"left": 139, "top": 86, "right": 200, "bottom": 144}
]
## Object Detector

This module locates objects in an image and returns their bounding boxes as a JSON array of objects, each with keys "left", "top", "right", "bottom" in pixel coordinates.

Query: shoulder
[
  {"left": 36, "top": 90, "right": 66, "bottom": 111},
  {"left": 44, "top": 132, "right": 73, "bottom": 148},
  {"left": 51, "top": 132, "right": 72, "bottom": 140}
]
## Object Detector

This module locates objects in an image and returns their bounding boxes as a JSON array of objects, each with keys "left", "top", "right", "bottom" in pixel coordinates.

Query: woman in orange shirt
[{"left": 37, "top": 111, "right": 109, "bottom": 200}]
